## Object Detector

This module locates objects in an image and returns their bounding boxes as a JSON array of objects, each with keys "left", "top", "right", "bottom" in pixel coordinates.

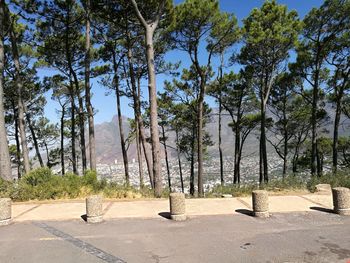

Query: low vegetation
[
  {"left": 0, "top": 168, "right": 154, "bottom": 201},
  {"left": 1, "top": 168, "right": 349, "bottom": 202}
]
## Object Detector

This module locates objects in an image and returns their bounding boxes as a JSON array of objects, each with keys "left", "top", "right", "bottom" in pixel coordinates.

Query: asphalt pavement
[{"left": 1, "top": 211, "right": 350, "bottom": 262}]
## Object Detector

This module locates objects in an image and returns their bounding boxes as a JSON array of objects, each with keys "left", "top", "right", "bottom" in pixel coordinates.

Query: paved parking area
[{"left": 0, "top": 212, "right": 350, "bottom": 263}]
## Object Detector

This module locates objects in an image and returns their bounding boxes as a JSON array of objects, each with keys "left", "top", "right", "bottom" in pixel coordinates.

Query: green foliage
[
  {"left": 82, "top": 170, "right": 98, "bottom": 186},
  {"left": 23, "top": 167, "right": 54, "bottom": 187},
  {"left": 307, "top": 170, "right": 350, "bottom": 191},
  {"left": 0, "top": 168, "right": 154, "bottom": 201}
]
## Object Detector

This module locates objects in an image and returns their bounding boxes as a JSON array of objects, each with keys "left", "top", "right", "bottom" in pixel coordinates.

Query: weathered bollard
[
  {"left": 169, "top": 193, "right": 186, "bottom": 221},
  {"left": 332, "top": 187, "right": 350, "bottom": 216},
  {"left": 0, "top": 198, "right": 12, "bottom": 226},
  {"left": 252, "top": 190, "right": 269, "bottom": 218},
  {"left": 86, "top": 195, "right": 103, "bottom": 223}
]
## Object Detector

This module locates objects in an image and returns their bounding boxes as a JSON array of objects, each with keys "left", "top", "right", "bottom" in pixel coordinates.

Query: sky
[{"left": 42, "top": 0, "right": 324, "bottom": 125}]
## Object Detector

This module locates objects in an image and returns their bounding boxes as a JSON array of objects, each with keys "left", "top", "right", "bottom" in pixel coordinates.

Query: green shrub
[
  {"left": 23, "top": 167, "right": 54, "bottom": 187},
  {"left": 307, "top": 170, "right": 350, "bottom": 192},
  {"left": 82, "top": 170, "right": 97, "bottom": 185},
  {"left": 62, "top": 173, "right": 83, "bottom": 198}
]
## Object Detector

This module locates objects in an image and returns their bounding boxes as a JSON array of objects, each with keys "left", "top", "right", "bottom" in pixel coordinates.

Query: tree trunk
[
  {"left": 197, "top": 77, "right": 205, "bottom": 197},
  {"left": 190, "top": 125, "right": 196, "bottom": 196},
  {"left": 84, "top": 0, "right": 96, "bottom": 171},
  {"left": 161, "top": 125, "right": 171, "bottom": 192},
  {"left": 259, "top": 135, "right": 263, "bottom": 184},
  {"left": 176, "top": 130, "right": 184, "bottom": 193},
  {"left": 77, "top": 91, "right": 87, "bottom": 174},
  {"left": 311, "top": 54, "right": 320, "bottom": 176},
  {"left": 218, "top": 53, "right": 224, "bottom": 186},
  {"left": 112, "top": 52, "right": 129, "bottom": 185},
  {"left": 70, "top": 93, "right": 77, "bottom": 174},
  {"left": 8, "top": 17, "right": 30, "bottom": 175},
  {"left": 218, "top": 98, "right": 224, "bottom": 186},
  {"left": 282, "top": 110, "right": 288, "bottom": 178},
  {"left": 135, "top": 119, "right": 144, "bottom": 188},
  {"left": 145, "top": 29, "right": 162, "bottom": 197},
  {"left": 44, "top": 142, "right": 50, "bottom": 167},
  {"left": 125, "top": 38, "right": 153, "bottom": 187},
  {"left": 64, "top": 7, "right": 77, "bottom": 175},
  {"left": 233, "top": 125, "right": 241, "bottom": 184},
  {"left": 140, "top": 129, "right": 154, "bottom": 188},
  {"left": 26, "top": 113, "right": 44, "bottom": 167},
  {"left": 13, "top": 105, "right": 21, "bottom": 179},
  {"left": 0, "top": 0, "right": 12, "bottom": 180},
  {"left": 260, "top": 103, "right": 268, "bottom": 183},
  {"left": 316, "top": 144, "right": 322, "bottom": 177},
  {"left": 60, "top": 103, "right": 65, "bottom": 175},
  {"left": 332, "top": 98, "right": 342, "bottom": 173},
  {"left": 114, "top": 77, "right": 129, "bottom": 185}
]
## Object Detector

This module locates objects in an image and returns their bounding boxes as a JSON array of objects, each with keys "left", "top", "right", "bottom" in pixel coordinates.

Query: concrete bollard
[
  {"left": 169, "top": 193, "right": 186, "bottom": 221},
  {"left": 86, "top": 195, "right": 103, "bottom": 223},
  {"left": 252, "top": 190, "right": 269, "bottom": 218},
  {"left": 332, "top": 187, "right": 350, "bottom": 216},
  {"left": 0, "top": 198, "right": 12, "bottom": 226}
]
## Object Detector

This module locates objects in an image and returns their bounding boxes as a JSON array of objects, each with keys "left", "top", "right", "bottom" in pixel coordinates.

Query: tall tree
[
  {"left": 130, "top": 0, "right": 172, "bottom": 197},
  {"left": 292, "top": 0, "right": 349, "bottom": 176},
  {"left": 239, "top": 0, "right": 300, "bottom": 183},
  {"left": 0, "top": 0, "right": 12, "bottom": 180},
  {"left": 36, "top": 0, "right": 86, "bottom": 174},
  {"left": 172, "top": 0, "right": 239, "bottom": 196},
  {"left": 325, "top": 8, "right": 350, "bottom": 172},
  {"left": 84, "top": 0, "right": 96, "bottom": 171},
  {"left": 4, "top": 5, "right": 31, "bottom": 174}
]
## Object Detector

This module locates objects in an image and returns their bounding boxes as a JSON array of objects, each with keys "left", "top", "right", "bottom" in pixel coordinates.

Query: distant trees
[
  {"left": 209, "top": 70, "right": 259, "bottom": 184},
  {"left": 164, "top": 67, "right": 213, "bottom": 196}
]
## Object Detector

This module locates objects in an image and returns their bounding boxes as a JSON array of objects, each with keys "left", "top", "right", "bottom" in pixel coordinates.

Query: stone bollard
[
  {"left": 332, "top": 187, "right": 350, "bottom": 216},
  {"left": 169, "top": 193, "right": 186, "bottom": 221},
  {"left": 252, "top": 190, "right": 269, "bottom": 218},
  {"left": 0, "top": 198, "right": 12, "bottom": 226},
  {"left": 86, "top": 195, "right": 103, "bottom": 223}
]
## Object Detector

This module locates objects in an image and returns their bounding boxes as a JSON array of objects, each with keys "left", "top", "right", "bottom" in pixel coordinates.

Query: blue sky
[{"left": 42, "top": 0, "right": 324, "bottom": 125}]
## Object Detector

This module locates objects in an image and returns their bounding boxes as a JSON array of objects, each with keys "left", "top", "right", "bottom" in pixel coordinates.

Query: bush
[
  {"left": 23, "top": 167, "right": 54, "bottom": 187},
  {"left": 307, "top": 170, "right": 350, "bottom": 192},
  {"left": 0, "top": 167, "right": 154, "bottom": 201},
  {"left": 82, "top": 170, "right": 98, "bottom": 186}
]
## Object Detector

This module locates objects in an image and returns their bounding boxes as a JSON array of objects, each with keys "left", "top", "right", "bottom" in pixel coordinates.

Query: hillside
[{"left": 94, "top": 104, "right": 350, "bottom": 164}]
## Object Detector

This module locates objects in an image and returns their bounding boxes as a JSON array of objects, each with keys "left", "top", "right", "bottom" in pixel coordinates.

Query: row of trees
[{"left": 0, "top": 0, "right": 349, "bottom": 197}]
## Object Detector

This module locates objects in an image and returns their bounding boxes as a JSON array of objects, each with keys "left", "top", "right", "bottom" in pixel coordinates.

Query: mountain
[{"left": 94, "top": 104, "right": 350, "bottom": 164}]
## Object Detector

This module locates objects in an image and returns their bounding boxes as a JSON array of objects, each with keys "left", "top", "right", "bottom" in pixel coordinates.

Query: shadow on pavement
[
  {"left": 158, "top": 212, "right": 171, "bottom": 219},
  {"left": 81, "top": 214, "right": 87, "bottom": 222},
  {"left": 310, "top": 207, "right": 335, "bottom": 214},
  {"left": 235, "top": 209, "right": 254, "bottom": 217}
]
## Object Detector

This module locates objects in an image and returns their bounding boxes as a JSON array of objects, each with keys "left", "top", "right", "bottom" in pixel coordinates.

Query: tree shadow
[
  {"left": 81, "top": 214, "right": 87, "bottom": 222},
  {"left": 310, "top": 206, "right": 335, "bottom": 214},
  {"left": 158, "top": 212, "right": 171, "bottom": 220},
  {"left": 235, "top": 209, "right": 254, "bottom": 217}
]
